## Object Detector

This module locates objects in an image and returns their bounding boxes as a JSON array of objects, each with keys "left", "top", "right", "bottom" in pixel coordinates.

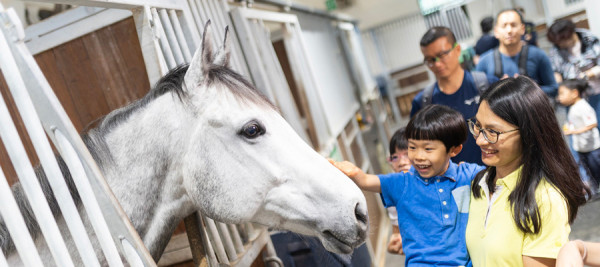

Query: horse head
[{"left": 179, "top": 21, "right": 368, "bottom": 253}]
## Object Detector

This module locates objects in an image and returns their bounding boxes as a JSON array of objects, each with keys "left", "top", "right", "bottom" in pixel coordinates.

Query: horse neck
[{"left": 91, "top": 94, "right": 196, "bottom": 259}]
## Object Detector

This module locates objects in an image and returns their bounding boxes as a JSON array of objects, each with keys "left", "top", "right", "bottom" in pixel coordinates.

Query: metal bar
[
  {"left": 0, "top": 247, "right": 8, "bottom": 267},
  {"left": 183, "top": 214, "right": 209, "bottom": 267},
  {"left": 217, "top": 0, "right": 250, "bottom": 78},
  {"left": 216, "top": 222, "right": 237, "bottom": 261},
  {"left": 53, "top": 130, "right": 125, "bottom": 267},
  {"left": 0, "top": 165, "right": 44, "bottom": 267},
  {"left": 168, "top": 10, "right": 192, "bottom": 62},
  {"left": 19, "top": 0, "right": 187, "bottom": 10},
  {"left": 0, "top": 19, "right": 74, "bottom": 267},
  {"left": 0, "top": 11, "right": 101, "bottom": 267},
  {"left": 159, "top": 8, "right": 185, "bottom": 65},
  {"left": 196, "top": 0, "right": 210, "bottom": 29},
  {"left": 227, "top": 224, "right": 244, "bottom": 254},
  {"left": 230, "top": 229, "right": 269, "bottom": 266},
  {"left": 204, "top": 217, "right": 229, "bottom": 264},
  {"left": 151, "top": 7, "right": 177, "bottom": 69},
  {"left": 187, "top": 0, "right": 204, "bottom": 35},
  {"left": 132, "top": 6, "right": 169, "bottom": 84},
  {"left": 198, "top": 215, "right": 219, "bottom": 267}
]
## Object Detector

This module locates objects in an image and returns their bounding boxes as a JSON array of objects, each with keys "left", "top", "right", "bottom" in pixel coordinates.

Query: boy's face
[
  {"left": 557, "top": 85, "right": 579, "bottom": 106},
  {"left": 407, "top": 139, "right": 461, "bottom": 178},
  {"left": 389, "top": 148, "right": 410, "bottom": 173}
]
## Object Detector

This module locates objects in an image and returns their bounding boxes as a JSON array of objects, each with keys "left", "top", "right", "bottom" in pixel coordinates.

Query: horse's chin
[{"left": 318, "top": 231, "right": 360, "bottom": 254}]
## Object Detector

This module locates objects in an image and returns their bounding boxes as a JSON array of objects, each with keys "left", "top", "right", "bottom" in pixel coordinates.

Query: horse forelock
[{"left": 204, "top": 66, "right": 276, "bottom": 110}]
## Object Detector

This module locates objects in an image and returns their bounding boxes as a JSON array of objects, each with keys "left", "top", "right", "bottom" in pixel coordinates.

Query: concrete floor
[{"left": 382, "top": 197, "right": 600, "bottom": 267}]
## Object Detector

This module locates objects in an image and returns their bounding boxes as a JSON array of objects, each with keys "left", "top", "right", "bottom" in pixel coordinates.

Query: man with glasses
[
  {"left": 475, "top": 9, "right": 557, "bottom": 98},
  {"left": 411, "top": 26, "right": 496, "bottom": 165}
]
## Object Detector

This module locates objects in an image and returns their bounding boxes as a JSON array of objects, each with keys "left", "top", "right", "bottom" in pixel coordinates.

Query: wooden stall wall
[{"left": 0, "top": 17, "right": 150, "bottom": 187}]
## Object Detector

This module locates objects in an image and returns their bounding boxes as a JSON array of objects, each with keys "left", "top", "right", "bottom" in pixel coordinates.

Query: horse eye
[{"left": 240, "top": 121, "right": 265, "bottom": 139}]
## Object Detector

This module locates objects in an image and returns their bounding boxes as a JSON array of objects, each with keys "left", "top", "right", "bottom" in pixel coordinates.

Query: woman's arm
[
  {"left": 556, "top": 240, "right": 600, "bottom": 267},
  {"left": 522, "top": 256, "right": 554, "bottom": 267}
]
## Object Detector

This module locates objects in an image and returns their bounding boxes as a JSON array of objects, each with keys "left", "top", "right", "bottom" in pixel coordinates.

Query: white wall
[
  {"left": 586, "top": 0, "right": 600, "bottom": 38},
  {"left": 332, "top": 0, "right": 420, "bottom": 29},
  {"left": 545, "top": 0, "right": 585, "bottom": 21}
]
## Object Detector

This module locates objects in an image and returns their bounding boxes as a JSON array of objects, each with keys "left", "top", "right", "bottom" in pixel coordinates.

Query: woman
[{"left": 465, "top": 76, "right": 590, "bottom": 266}]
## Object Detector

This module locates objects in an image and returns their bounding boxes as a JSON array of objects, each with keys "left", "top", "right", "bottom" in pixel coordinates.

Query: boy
[
  {"left": 331, "top": 105, "right": 484, "bottom": 266},
  {"left": 558, "top": 79, "right": 600, "bottom": 193},
  {"left": 386, "top": 128, "right": 410, "bottom": 255}
]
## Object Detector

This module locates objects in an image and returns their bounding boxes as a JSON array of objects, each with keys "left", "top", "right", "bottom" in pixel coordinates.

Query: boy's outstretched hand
[
  {"left": 328, "top": 159, "right": 381, "bottom": 192},
  {"left": 327, "top": 159, "right": 365, "bottom": 181}
]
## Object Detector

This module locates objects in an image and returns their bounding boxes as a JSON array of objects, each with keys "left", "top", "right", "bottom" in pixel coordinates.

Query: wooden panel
[
  {"left": 81, "top": 18, "right": 148, "bottom": 111},
  {"left": 35, "top": 51, "right": 85, "bottom": 131},
  {"left": 53, "top": 37, "right": 111, "bottom": 127},
  {"left": 396, "top": 91, "right": 421, "bottom": 117},
  {"left": 398, "top": 71, "right": 429, "bottom": 88},
  {"left": 0, "top": 17, "right": 149, "bottom": 185}
]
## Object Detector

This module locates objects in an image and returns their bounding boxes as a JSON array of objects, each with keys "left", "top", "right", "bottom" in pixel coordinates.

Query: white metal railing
[
  {"left": 0, "top": 4, "right": 154, "bottom": 266},
  {"left": 10, "top": 0, "right": 280, "bottom": 266}
]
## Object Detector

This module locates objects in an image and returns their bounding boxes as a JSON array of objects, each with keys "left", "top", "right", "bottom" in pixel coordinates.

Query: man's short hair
[
  {"left": 547, "top": 19, "right": 576, "bottom": 44},
  {"left": 496, "top": 8, "right": 524, "bottom": 25},
  {"left": 480, "top": 16, "right": 494, "bottom": 33},
  {"left": 420, "top": 26, "right": 456, "bottom": 47},
  {"left": 405, "top": 105, "right": 467, "bottom": 152}
]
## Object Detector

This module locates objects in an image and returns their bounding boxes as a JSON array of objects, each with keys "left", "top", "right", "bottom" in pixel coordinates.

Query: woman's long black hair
[{"left": 471, "top": 76, "right": 590, "bottom": 234}]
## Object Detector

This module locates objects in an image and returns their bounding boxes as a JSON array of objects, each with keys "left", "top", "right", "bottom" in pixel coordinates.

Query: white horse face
[{"left": 180, "top": 22, "right": 368, "bottom": 253}]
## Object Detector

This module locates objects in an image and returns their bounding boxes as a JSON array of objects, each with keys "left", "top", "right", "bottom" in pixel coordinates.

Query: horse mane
[
  {"left": 93, "top": 64, "right": 274, "bottom": 136},
  {"left": 0, "top": 155, "right": 79, "bottom": 255}
]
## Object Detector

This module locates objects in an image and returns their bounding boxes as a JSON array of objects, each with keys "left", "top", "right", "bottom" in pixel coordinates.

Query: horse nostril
[{"left": 354, "top": 202, "right": 368, "bottom": 226}]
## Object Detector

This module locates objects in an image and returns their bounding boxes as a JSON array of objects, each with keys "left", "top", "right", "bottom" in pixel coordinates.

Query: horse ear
[
  {"left": 184, "top": 20, "right": 214, "bottom": 92},
  {"left": 213, "top": 25, "right": 231, "bottom": 68}
]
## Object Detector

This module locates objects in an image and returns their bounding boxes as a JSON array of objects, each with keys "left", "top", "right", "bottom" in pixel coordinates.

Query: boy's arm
[
  {"left": 565, "top": 123, "right": 598, "bottom": 135},
  {"left": 329, "top": 160, "right": 381, "bottom": 192}
]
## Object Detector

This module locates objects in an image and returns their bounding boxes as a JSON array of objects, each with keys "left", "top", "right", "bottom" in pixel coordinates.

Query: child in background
[
  {"left": 331, "top": 105, "right": 484, "bottom": 266},
  {"left": 558, "top": 79, "right": 600, "bottom": 193},
  {"left": 386, "top": 128, "right": 410, "bottom": 255}
]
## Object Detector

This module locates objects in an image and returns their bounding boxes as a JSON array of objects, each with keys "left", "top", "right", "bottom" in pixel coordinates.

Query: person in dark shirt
[{"left": 474, "top": 16, "right": 499, "bottom": 64}]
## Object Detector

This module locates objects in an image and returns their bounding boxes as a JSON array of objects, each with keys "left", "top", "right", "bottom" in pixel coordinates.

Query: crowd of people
[{"left": 329, "top": 7, "right": 600, "bottom": 267}]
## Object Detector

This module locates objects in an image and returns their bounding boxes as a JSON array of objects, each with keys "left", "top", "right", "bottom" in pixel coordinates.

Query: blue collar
[{"left": 411, "top": 161, "right": 458, "bottom": 184}]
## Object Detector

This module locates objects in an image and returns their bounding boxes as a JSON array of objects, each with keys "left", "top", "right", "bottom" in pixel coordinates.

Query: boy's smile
[{"left": 407, "top": 139, "right": 462, "bottom": 178}]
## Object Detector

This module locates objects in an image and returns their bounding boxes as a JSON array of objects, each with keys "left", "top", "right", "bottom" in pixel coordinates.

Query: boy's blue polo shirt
[{"left": 379, "top": 161, "right": 484, "bottom": 267}]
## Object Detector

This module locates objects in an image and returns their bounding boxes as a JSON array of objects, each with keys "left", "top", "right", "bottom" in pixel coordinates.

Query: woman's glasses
[{"left": 467, "top": 119, "right": 519, "bottom": 144}]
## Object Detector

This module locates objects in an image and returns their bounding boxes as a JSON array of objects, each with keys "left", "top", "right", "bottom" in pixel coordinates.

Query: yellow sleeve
[{"left": 522, "top": 184, "right": 571, "bottom": 258}]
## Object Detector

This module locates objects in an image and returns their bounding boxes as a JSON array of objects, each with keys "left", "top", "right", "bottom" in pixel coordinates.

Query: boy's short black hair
[
  {"left": 420, "top": 26, "right": 456, "bottom": 47},
  {"left": 405, "top": 105, "right": 467, "bottom": 152},
  {"left": 560, "top": 79, "right": 589, "bottom": 96},
  {"left": 389, "top": 127, "right": 408, "bottom": 155}
]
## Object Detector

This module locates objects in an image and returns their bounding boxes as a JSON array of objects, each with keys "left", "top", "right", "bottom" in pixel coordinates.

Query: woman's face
[{"left": 474, "top": 101, "right": 523, "bottom": 177}]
